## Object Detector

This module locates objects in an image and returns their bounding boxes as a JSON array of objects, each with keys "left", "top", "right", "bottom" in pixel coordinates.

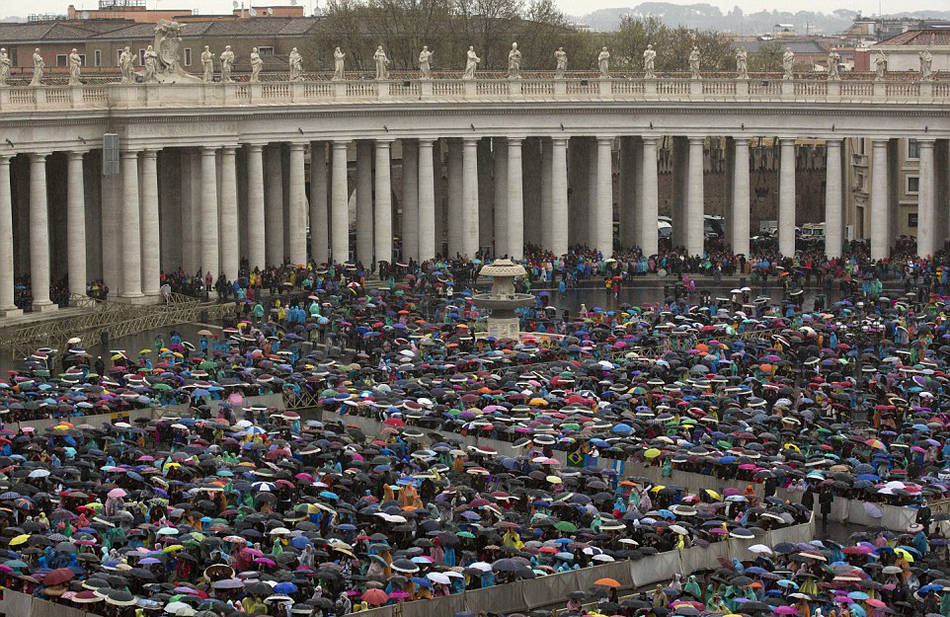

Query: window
[
  {"left": 138, "top": 49, "right": 145, "bottom": 65},
  {"left": 908, "top": 212, "right": 918, "bottom": 228},
  {"left": 183, "top": 47, "right": 192, "bottom": 66},
  {"left": 94, "top": 49, "right": 101, "bottom": 67},
  {"left": 257, "top": 46, "right": 274, "bottom": 57},
  {"left": 907, "top": 176, "right": 920, "bottom": 194},
  {"left": 907, "top": 139, "right": 920, "bottom": 160},
  {"left": 56, "top": 54, "right": 67, "bottom": 67}
]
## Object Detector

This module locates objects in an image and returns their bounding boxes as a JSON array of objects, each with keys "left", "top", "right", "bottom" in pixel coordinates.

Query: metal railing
[{"left": 0, "top": 293, "right": 231, "bottom": 359}]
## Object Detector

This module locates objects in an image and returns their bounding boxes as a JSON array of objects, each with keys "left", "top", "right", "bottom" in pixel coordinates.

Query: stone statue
[
  {"left": 201, "top": 46, "right": 213, "bottom": 82},
  {"left": 220, "top": 45, "right": 234, "bottom": 83},
  {"left": 249, "top": 47, "right": 263, "bottom": 82},
  {"left": 782, "top": 48, "right": 794, "bottom": 80},
  {"left": 0, "top": 48, "right": 10, "bottom": 86},
  {"left": 827, "top": 50, "right": 840, "bottom": 80},
  {"left": 152, "top": 19, "right": 199, "bottom": 82},
  {"left": 507, "top": 42, "right": 521, "bottom": 79},
  {"left": 68, "top": 48, "right": 83, "bottom": 85},
  {"left": 688, "top": 46, "right": 700, "bottom": 79},
  {"left": 29, "top": 48, "right": 44, "bottom": 87},
  {"left": 874, "top": 51, "right": 887, "bottom": 80},
  {"left": 643, "top": 44, "right": 656, "bottom": 78},
  {"left": 920, "top": 48, "right": 933, "bottom": 80},
  {"left": 143, "top": 45, "right": 158, "bottom": 83},
  {"left": 418, "top": 46, "right": 433, "bottom": 79},
  {"left": 463, "top": 46, "right": 480, "bottom": 80},
  {"left": 373, "top": 45, "right": 389, "bottom": 80},
  {"left": 120, "top": 46, "right": 135, "bottom": 83},
  {"left": 554, "top": 47, "right": 567, "bottom": 78},
  {"left": 598, "top": 47, "right": 610, "bottom": 78},
  {"left": 289, "top": 47, "right": 303, "bottom": 81},
  {"left": 332, "top": 47, "right": 345, "bottom": 80},
  {"left": 735, "top": 47, "right": 748, "bottom": 79}
]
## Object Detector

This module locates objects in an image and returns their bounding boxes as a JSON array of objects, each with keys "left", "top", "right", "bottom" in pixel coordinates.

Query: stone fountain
[{"left": 473, "top": 258, "right": 535, "bottom": 339}]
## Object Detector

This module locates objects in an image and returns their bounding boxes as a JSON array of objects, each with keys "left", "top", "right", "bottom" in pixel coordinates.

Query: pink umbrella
[
  {"left": 774, "top": 607, "right": 799, "bottom": 615},
  {"left": 107, "top": 488, "right": 126, "bottom": 499}
]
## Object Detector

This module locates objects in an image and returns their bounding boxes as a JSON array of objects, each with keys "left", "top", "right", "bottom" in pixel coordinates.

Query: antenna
[
  {"left": 232, "top": 0, "right": 238, "bottom": 7},
  {"left": 268, "top": 7, "right": 273, "bottom": 14}
]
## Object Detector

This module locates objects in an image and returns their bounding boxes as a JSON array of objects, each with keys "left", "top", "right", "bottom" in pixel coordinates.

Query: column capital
[
  {"left": 416, "top": 138, "right": 436, "bottom": 149},
  {"left": 916, "top": 138, "right": 936, "bottom": 147},
  {"left": 245, "top": 143, "right": 264, "bottom": 152},
  {"left": 551, "top": 136, "right": 569, "bottom": 146},
  {"left": 778, "top": 137, "right": 797, "bottom": 145},
  {"left": 507, "top": 137, "right": 524, "bottom": 147},
  {"left": 824, "top": 137, "right": 844, "bottom": 146},
  {"left": 141, "top": 149, "right": 159, "bottom": 159},
  {"left": 331, "top": 140, "right": 349, "bottom": 148},
  {"left": 462, "top": 136, "right": 479, "bottom": 146},
  {"left": 288, "top": 142, "right": 306, "bottom": 151},
  {"left": 28, "top": 151, "right": 51, "bottom": 161},
  {"left": 641, "top": 136, "right": 660, "bottom": 146},
  {"left": 375, "top": 138, "right": 394, "bottom": 147},
  {"left": 687, "top": 136, "right": 705, "bottom": 145},
  {"left": 870, "top": 138, "right": 889, "bottom": 147},
  {"left": 220, "top": 146, "right": 238, "bottom": 155},
  {"left": 595, "top": 135, "right": 615, "bottom": 144},
  {"left": 120, "top": 149, "right": 139, "bottom": 159},
  {"left": 200, "top": 145, "right": 218, "bottom": 155},
  {"left": 0, "top": 154, "right": 11, "bottom": 165},
  {"left": 732, "top": 137, "right": 751, "bottom": 146}
]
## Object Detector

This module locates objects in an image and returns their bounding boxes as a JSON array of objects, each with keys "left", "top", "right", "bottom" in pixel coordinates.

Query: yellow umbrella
[
  {"left": 650, "top": 485, "right": 665, "bottom": 493},
  {"left": 162, "top": 544, "right": 185, "bottom": 553},
  {"left": 528, "top": 398, "right": 548, "bottom": 406},
  {"left": 9, "top": 534, "right": 29, "bottom": 546},
  {"left": 894, "top": 548, "right": 914, "bottom": 562},
  {"left": 546, "top": 475, "right": 562, "bottom": 484},
  {"left": 138, "top": 349, "right": 152, "bottom": 355},
  {"left": 644, "top": 448, "right": 662, "bottom": 459},
  {"left": 783, "top": 443, "right": 801, "bottom": 453},
  {"left": 704, "top": 489, "right": 722, "bottom": 501}
]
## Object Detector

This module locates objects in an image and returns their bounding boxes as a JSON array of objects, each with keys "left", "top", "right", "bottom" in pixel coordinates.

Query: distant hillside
[{"left": 575, "top": 4, "right": 950, "bottom": 34}]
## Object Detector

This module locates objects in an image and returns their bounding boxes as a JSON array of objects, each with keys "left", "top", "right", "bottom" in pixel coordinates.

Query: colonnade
[{"left": 0, "top": 133, "right": 943, "bottom": 314}]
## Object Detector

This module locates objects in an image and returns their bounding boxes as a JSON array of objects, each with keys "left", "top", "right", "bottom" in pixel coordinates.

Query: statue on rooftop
[
  {"left": 153, "top": 19, "right": 200, "bottom": 82},
  {"left": 643, "top": 44, "right": 656, "bottom": 78},
  {"left": 120, "top": 46, "right": 135, "bottom": 83},
  {"left": 688, "top": 46, "right": 700, "bottom": 79},
  {"left": 0, "top": 48, "right": 10, "bottom": 86},
  {"left": 554, "top": 47, "right": 567, "bottom": 78},
  {"left": 29, "top": 48, "right": 44, "bottom": 87}
]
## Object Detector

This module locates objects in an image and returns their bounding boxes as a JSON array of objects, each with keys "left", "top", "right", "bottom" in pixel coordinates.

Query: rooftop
[{"left": 876, "top": 28, "right": 950, "bottom": 47}]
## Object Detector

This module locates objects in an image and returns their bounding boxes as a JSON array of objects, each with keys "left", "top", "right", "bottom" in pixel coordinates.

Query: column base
[
  {"left": 114, "top": 294, "right": 154, "bottom": 305},
  {"left": 32, "top": 302, "right": 58, "bottom": 313},
  {"left": 0, "top": 307, "right": 22, "bottom": 318}
]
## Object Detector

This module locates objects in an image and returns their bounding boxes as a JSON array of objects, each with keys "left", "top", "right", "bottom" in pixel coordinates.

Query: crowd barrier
[
  {"left": 345, "top": 518, "right": 816, "bottom": 617},
  {"left": 317, "top": 410, "right": 923, "bottom": 532},
  {"left": 0, "top": 589, "right": 88, "bottom": 617}
]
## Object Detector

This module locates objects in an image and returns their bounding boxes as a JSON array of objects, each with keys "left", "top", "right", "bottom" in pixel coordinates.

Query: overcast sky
[{"left": 5, "top": 0, "right": 943, "bottom": 20}]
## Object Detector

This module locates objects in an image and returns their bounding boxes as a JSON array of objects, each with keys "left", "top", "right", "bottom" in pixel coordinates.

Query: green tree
[
  {"left": 609, "top": 17, "right": 735, "bottom": 73},
  {"left": 748, "top": 40, "right": 783, "bottom": 72}
]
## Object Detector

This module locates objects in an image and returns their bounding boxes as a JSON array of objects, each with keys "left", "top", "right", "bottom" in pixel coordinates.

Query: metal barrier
[{"left": 0, "top": 293, "right": 231, "bottom": 359}]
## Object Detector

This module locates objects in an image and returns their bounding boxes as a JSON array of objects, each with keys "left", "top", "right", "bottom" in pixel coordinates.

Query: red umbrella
[
  {"left": 43, "top": 568, "right": 75, "bottom": 586},
  {"left": 362, "top": 589, "right": 389, "bottom": 606}
]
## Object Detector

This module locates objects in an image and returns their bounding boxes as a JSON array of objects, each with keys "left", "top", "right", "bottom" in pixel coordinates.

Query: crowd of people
[{"left": 2, "top": 247, "right": 950, "bottom": 617}]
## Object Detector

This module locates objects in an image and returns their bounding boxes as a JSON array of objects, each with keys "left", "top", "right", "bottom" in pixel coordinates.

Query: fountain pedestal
[{"left": 472, "top": 258, "right": 535, "bottom": 339}]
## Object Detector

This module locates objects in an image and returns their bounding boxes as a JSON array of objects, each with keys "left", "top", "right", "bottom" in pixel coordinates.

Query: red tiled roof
[{"left": 877, "top": 29, "right": 950, "bottom": 46}]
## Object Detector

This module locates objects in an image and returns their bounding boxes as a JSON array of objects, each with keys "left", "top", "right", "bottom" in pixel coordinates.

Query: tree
[
  {"left": 748, "top": 40, "right": 783, "bottom": 72},
  {"left": 610, "top": 17, "right": 734, "bottom": 73}
]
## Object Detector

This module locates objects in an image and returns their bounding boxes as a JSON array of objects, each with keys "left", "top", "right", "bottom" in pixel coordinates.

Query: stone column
[
  {"left": 551, "top": 137, "right": 569, "bottom": 256},
  {"left": 522, "top": 138, "right": 542, "bottom": 247},
  {"left": 638, "top": 137, "right": 659, "bottom": 256},
  {"left": 66, "top": 150, "right": 87, "bottom": 300},
  {"left": 917, "top": 139, "right": 936, "bottom": 258},
  {"left": 330, "top": 140, "right": 349, "bottom": 262},
  {"left": 461, "top": 136, "right": 479, "bottom": 258},
  {"left": 824, "top": 139, "right": 844, "bottom": 258},
  {"left": 671, "top": 136, "right": 688, "bottom": 249},
  {"left": 287, "top": 143, "right": 307, "bottom": 265},
  {"left": 731, "top": 137, "right": 751, "bottom": 256},
  {"left": 477, "top": 139, "right": 494, "bottom": 246},
  {"left": 30, "top": 153, "right": 55, "bottom": 310},
  {"left": 540, "top": 138, "right": 553, "bottom": 251},
  {"left": 179, "top": 151, "right": 197, "bottom": 275},
  {"left": 200, "top": 146, "right": 219, "bottom": 279},
  {"left": 140, "top": 149, "right": 161, "bottom": 296},
  {"left": 685, "top": 137, "right": 705, "bottom": 256},
  {"left": 870, "top": 138, "right": 889, "bottom": 260},
  {"left": 778, "top": 138, "right": 796, "bottom": 256},
  {"left": 418, "top": 139, "right": 436, "bottom": 262},
  {"left": 0, "top": 155, "right": 19, "bottom": 315},
  {"left": 246, "top": 144, "right": 266, "bottom": 270},
  {"left": 447, "top": 139, "right": 462, "bottom": 257},
  {"left": 493, "top": 138, "right": 508, "bottom": 257},
  {"left": 506, "top": 137, "right": 524, "bottom": 260},
  {"left": 264, "top": 145, "right": 284, "bottom": 267},
  {"left": 218, "top": 146, "right": 239, "bottom": 281},
  {"left": 619, "top": 136, "right": 637, "bottom": 248},
  {"left": 374, "top": 139, "right": 393, "bottom": 266},
  {"left": 118, "top": 150, "right": 143, "bottom": 300},
  {"left": 356, "top": 140, "right": 374, "bottom": 265},
  {"left": 310, "top": 142, "right": 329, "bottom": 264},
  {"left": 569, "top": 138, "right": 589, "bottom": 246},
  {"left": 594, "top": 136, "right": 614, "bottom": 256},
  {"left": 401, "top": 139, "right": 419, "bottom": 262}
]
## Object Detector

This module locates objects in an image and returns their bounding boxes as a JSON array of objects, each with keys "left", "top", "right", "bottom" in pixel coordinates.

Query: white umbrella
[
  {"left": 748, "top": 544, "right": 773, "bottom": 555},
  {"left": 427, "top": 572, "right": 451, "bottom": 585}
]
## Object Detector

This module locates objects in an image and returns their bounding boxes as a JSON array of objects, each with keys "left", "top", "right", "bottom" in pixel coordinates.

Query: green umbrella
[{"left": 554, "top": 521, "right": 577, "bottom": 533}]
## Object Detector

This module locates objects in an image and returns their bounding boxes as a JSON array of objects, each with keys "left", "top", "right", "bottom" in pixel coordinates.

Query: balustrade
[{"left": 0, "top": 73, "right": 943, "bottom": 111}]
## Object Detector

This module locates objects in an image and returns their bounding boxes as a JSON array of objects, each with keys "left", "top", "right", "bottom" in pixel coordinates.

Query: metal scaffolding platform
[{"left": 0, "top": 294, "right": 231, "bottom": 359}]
